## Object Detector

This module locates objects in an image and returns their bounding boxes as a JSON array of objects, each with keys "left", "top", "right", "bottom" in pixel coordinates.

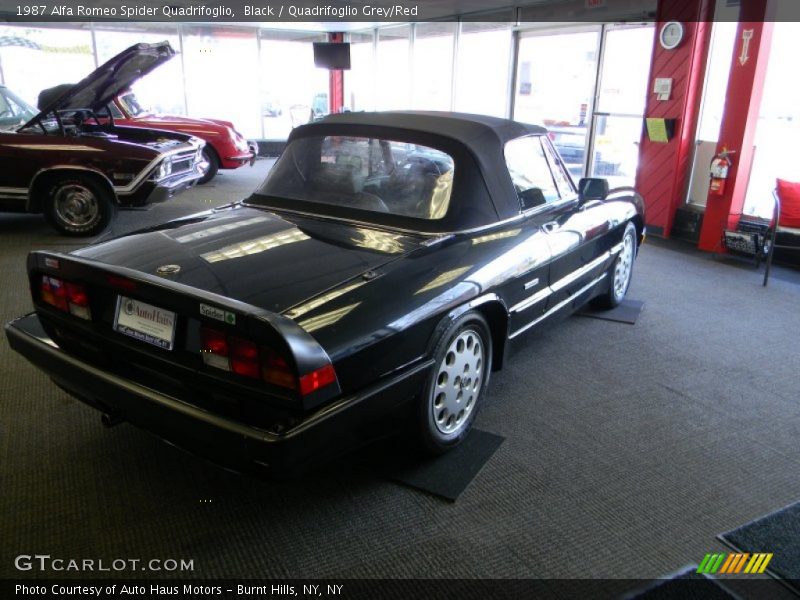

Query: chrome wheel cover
[
  {"left": 53, "top": 184, "right": 100, "bottom": 229},
  {"left": 430, "top": 328, "right": 484, "bottom": 436},
  {"left": 613, "top": 231, "right": 635, "bottom": 301}
]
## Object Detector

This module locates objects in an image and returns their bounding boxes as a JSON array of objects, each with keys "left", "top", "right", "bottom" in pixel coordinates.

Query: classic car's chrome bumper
[{"left": 5, "top": 313, "right": 431, "bottom": 476}]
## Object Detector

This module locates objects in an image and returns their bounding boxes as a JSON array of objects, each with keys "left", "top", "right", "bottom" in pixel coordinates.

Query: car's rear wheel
[
  {"left": 198, "top": 146, "right": 219, "bottom": 185},
  {"left": 418, "top": 312, "right": 492, "bottom": 454},
  {"left": 593, "top": 221, "right": 637, "bottom": 309},
  {"left": 43, "top": 175, "right": 116, "bottom": 237}
]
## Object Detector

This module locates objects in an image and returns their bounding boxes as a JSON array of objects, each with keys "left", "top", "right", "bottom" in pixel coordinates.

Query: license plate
[{"left": 113, "top": 296, "right": 177, "bottom": 351}]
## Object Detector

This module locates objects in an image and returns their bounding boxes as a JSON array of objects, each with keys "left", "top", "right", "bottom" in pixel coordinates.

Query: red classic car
[{"left": 107, "top": 90, "right": 256, "bottom": 184}]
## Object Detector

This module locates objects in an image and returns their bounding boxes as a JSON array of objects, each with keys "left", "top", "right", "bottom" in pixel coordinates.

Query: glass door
[
  {"left": 512, "top": 26, "right": 602, "bottom": 181},
  {"left": 589, "top": 24, "right": 655, "bottom": 188}
]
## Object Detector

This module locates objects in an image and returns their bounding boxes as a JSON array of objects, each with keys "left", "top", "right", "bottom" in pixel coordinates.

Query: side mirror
[{"left": 578, "top": 177, "right": 609, "bottom": 203}]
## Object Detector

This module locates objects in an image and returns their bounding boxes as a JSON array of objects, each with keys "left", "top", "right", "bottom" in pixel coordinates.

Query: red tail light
[
  {"left": 40, "top": 276, "right": 91, "bottom": 319},
  {"left": 299, "top": 364, "right": 337, "bottom": 396},
  {"left": 200, "top": 326, "right": 229, "bottom": 371},
  {"left": 65, "top": 282, "right": 91, "bottom": 319},
  {"left": 261, "top": 348, "right": 297, "bottom": 390},
  {"left": 40, "top": 276, "right": 68, "bottom": 311},
  {"left": 200, "top": 327, "right": 336, "bottom": 396},
  {"left": 229, "top": 337, "right": 260, "bottom": 379}
]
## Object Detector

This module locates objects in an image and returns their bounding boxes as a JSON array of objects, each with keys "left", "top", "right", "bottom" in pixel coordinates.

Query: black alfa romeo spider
[{"left": 5, "top": 111, "right": 645, "bottom": 475}]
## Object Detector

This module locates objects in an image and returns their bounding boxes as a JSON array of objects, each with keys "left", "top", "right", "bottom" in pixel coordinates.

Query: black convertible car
[{"left": 6, "top": 112, "right": 645, "bottom": 475}]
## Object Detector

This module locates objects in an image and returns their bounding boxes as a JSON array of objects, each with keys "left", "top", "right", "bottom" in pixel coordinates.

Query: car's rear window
[{"left": 253, "top": 135, "right": 455, "bottom": 220}]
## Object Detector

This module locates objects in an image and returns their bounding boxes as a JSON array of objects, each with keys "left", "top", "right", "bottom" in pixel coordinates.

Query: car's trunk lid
[{"left": 73, "top": 205, "right": 425, "bottom": 315}]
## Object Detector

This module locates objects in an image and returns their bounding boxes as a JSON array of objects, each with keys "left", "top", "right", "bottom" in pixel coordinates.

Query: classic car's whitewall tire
[
  {"left": 593, "top": 221, "right": 637, "bottom": 309},
  {"left": 419, "top": 312, "right": 492, "bottom": 454},
  {"left": 198, "top": 147, "right": 219, "bottom": 185},
  {"left": 43, "top": 175, "right": 116, "bottom": 237}
]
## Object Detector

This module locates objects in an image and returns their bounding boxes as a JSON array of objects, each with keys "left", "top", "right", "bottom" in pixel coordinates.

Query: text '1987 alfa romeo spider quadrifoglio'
[{"left": 5, "top": 111, "right": 645, "bottom": 476}]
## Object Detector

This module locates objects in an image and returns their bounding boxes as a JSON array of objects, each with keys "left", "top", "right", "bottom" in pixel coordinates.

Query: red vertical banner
[
  {"left": 698, "top": 9, "right": 774, "bottom": 251},
  {"left": 328, "top": 32, "right": 345, "bottom": 114}
]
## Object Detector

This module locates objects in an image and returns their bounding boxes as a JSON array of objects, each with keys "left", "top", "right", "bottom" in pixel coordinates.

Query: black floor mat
[
  {"left": 719, "top": 501, "right": 800, "bottom": 594},
  {"left": 360, "top": 429, "right": 504, "bottom": 502},
  {"left": 578, "top": 299, "right": 644, "bottom": 324},
  {"left": 626, "top": 567, "right": 740, "bottom": 600}
]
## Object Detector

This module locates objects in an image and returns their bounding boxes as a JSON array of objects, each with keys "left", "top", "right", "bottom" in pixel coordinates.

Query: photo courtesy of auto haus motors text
[{"left": 14, "top": 584, "right": 345, "bottom": 597}]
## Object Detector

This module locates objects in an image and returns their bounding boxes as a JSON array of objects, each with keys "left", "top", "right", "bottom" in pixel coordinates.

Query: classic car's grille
[{"left": 171, "top": 151, "right": 197, "bottom": 175}]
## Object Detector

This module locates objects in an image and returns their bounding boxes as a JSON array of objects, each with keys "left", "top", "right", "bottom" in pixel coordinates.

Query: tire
[
  {"left": 198, "top": 146, "right": 219, "bottom": 185},
  {"left": 42, "top": 175, "right": 116, "bottom": 237},
  {"left": 418, "top": 312, "right": 493, "bottom": 455},
  {"left": 592, "top": 221, "right": 637, "bottom": 309}
]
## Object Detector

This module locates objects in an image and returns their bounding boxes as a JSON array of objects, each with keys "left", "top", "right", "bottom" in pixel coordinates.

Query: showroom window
[
  {"left": 0, "top": 25, "right": 94, "bottom": 108},
  {"left": 743, "top": 21, "right": 800, "bottom": 218},
  {"left": 260, "top": 30, "right": 329, "bottom": 140},
  {"left": 686, "top": 17, "right": 738, "bottom": 207},
  {"left": 412, "top": 22, "right": 456, "bottom": 111},
  {"left": 454, "top": 21, "right": 513, "bottom": 118},
  {"left": 93, "top": 26, "right": 185, "bottom": 118},
  {"left": 513, "top": 27, "right": 601, "bottom": 181},
  {"left": 375, "top": 25, "right": 411, "bottom": 110},
  {"left": 344, "top": 30, "right": 376, "bottom": 112},
  {"left": 182, "top": 26, "right": 261, "bottom": 139}
]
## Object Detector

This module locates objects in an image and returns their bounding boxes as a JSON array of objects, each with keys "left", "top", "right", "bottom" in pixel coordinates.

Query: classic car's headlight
[
  {"left": 231, "top": 129, "right": 250, "bottom": 152},
  {"left": 156, "top": 159, "right": 172, "bottom": 180}
]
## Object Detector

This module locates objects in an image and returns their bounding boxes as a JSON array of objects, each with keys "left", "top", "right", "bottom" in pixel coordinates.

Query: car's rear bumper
[{"left": 5, "top": 313, "right": 431, "bottom": 477}]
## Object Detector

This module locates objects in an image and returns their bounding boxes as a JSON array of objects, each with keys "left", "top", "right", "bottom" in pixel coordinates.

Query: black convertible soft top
[{"left": 275, "top": 111, "right": 548, "bottom": 233}]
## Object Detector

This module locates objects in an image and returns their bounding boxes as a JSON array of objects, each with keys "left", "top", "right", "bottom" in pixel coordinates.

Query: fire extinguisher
[{"left": 709, "top": 148, "right": 735, "bottom": 196}]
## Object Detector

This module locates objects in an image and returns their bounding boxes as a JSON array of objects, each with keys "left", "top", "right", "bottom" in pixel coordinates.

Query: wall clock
[{"left": 659, "top": 21, "right": 685, "bottom": 50}]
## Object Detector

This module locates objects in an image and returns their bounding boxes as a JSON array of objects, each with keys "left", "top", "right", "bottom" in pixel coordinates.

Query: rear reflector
[{"left": 299, "top": 364, "right": 337, "bottom": 396}]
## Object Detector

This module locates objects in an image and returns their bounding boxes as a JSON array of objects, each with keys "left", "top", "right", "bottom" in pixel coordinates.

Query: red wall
[{"left": 635, "top": 0, "right": 714, "bottom": 237}]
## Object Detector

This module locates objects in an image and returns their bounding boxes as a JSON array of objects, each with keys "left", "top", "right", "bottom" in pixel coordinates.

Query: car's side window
[
  {"left": 542, "top": 137, "right": 577, "bottom": 199},
  {"left": 504, "top": 136, "right": 560, "bottom": 212},
  {"left": 0, "top": 93, "right": 12, "bottom": 116}
]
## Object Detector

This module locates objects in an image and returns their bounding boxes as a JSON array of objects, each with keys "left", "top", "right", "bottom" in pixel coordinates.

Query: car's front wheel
[
  {"left": 198, "top": 146, "right": 219, "bottom": 185},
  {"left": 593, "top": 221, "right": 637, "bottom": 309},
  {"left": 418, "top": 312, "right": 492, "bottom": 454},
  {"left": 43, "top": 175, "right": 116, "bottom": 237}
]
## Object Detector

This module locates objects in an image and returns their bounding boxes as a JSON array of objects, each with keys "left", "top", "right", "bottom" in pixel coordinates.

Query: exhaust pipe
[{"left": 101, "top": 412, "right": 124, "bottom": 428}]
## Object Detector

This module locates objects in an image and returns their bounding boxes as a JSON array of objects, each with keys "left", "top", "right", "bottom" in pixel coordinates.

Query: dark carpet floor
[{"left": 1, "top": 160, "right": 799, "bottom": 588}]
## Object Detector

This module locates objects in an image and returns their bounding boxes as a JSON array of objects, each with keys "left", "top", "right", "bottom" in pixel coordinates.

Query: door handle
[{"left": 542, "top": 221, "right": 558, "bottom": 233}]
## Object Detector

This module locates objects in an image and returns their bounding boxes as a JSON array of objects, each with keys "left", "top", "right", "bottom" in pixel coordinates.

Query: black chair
[{"left": 763, "top": 189, "right": 800, "bottom": 287}]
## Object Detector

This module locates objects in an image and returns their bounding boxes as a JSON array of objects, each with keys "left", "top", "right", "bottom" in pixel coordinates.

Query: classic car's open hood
[
  {"left": 72, "top": 206, "right": 424, "bottom": 316},
  {"left": 28, "top": 41, "right": 175, "bottom": 121}
]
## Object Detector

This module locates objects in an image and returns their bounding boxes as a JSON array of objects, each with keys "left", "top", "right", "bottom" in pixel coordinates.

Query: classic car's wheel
[
  {"left": 198, "top": 147, "right": 219, "bottom": 185},
  {"left": 593, "top": 221, "right": 637, "bottom": 309},
  {"left": 43, "top": 176, "right": 116, "bottom": 237},
  {"left": 419, "top": 312, "right": 492, "bottom": 454}
]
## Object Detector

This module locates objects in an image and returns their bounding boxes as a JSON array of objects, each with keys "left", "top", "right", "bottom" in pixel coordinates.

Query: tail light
[
  {"left": 200, "top": 326, "right": 335, "bottom": 396},
  {"left": 40, "top": 276, "right": 91, "bottom": 320},
  {"left": 299, "top": 364, "right": 337, "bottom": 396},
  {"left": 200, "top": 326, "right": 229, "bottom": 371},
  {"left": 65, "top": 282, "right": 91, "bottom": 319},
  {"left": 261, "top": 348, "right": 297, "bottom": 390},
  {"left": 229, "top": 337, "right": 259, "bottom": 379}
]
